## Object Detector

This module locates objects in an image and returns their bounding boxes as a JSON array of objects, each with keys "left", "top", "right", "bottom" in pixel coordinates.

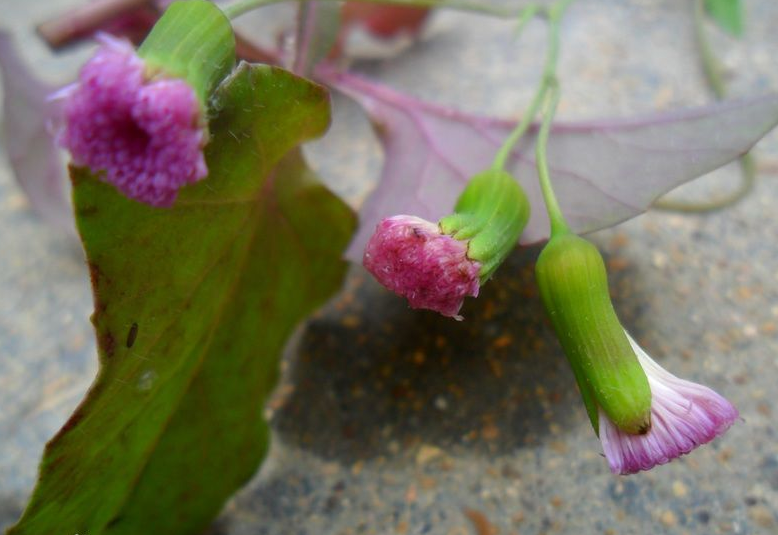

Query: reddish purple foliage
[
  {"left": 363, "top": 215, "right": 480, "bottom": 319},
  {"left": 55, "top": 34, "right": 206, "bottom": 207},
  {"left": 600, "top": 333, "right": 739, "bottom": 475},
  {"left": 321, "top": 70, "right": 778, "bottom": 261}
]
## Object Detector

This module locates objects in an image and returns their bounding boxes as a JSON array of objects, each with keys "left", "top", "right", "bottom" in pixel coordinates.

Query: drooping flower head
[
  {"left": 535, "top": 232, "right": 738, "bottom": 474},
  {"left": 363, "top": 215, "right": 481, "bottom": 319},
  {"left": 56, "top": 33, "right": 207, "bottom": 207},
  {"left": 599, "top": 333, "right": 739, "bottom": 475},
  {"left": 363, "top": 170, "right": 530, "bottom": 319}
]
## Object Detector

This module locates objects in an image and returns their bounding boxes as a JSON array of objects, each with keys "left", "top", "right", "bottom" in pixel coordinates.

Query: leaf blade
[{"left": 9, "top": 63, "right": 355, "bottom": 535}]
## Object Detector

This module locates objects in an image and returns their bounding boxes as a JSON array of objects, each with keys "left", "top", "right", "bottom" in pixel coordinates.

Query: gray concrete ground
[{"left": 1, "top": 1, "right": 778, "bottom": 534}]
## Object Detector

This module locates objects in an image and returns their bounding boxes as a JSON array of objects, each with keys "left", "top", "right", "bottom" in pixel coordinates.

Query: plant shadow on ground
[{"left": 271, "top": 242, "right": 651, "bottom": 462}]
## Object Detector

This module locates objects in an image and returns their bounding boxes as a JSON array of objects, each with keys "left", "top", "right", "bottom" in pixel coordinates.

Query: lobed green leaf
[{"left": 8, "top": 63, "right": 355, "bottom": 535}]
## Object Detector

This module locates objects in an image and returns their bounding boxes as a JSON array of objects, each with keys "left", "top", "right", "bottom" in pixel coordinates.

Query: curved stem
[
  {"left": 653, "top": 0, "right": 755, "bottom": 213},
  {"left": 513, "top": 4, "right": 541, "bottom": 39},
  {"left": 653, "top": 153, "right": 756, "bottom": 212},
  {"left": 492, "top": 0, "right": 573, "bottom": 171},
  {"left": 222, "top": 0, "right": 516, "bottom": 20},
  {"left": 491, "top": 79, "right": 546, "bottom": 172},
  {"left": 536, "top": 83, "right": 569, "bottom": 236},
  {"left": 693, "top": 0, "right": 726, "bottom": 99}
]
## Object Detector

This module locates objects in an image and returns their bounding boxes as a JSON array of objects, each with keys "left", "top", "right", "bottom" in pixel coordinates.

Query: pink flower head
[
  {"left": 599, "top": 333, "right": 739, "bottom": 475},
  {"left": 55, "top": 33, "right": 207, "bottom": 207},
  {"left": 363, "top": 215, "right": 481, "bottom": 319}
]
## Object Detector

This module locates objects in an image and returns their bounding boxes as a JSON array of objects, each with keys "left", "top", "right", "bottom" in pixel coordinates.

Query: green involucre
[
  {"left": 439, "top": 169, "right": 530, "bottom": 281},
  {"left": 535, "top": 233, "right": 652, "bottom": 435},
  {"left": 138, "top": 0, "right": 236, "bottom": 106}
]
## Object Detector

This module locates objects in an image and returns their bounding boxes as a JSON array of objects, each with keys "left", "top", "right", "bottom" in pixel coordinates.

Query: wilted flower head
[
  {"left": 363, "top": 215, "right": 481, "bottom": 319},
  {"left": 599, "top": 333, "right": 739, "bottom": 475},
  {"left": 535, "top": 232, "right": 738, "bottom": 473},
  {"left": 55, "top": 33, "right": 207, "bottom": 207}
]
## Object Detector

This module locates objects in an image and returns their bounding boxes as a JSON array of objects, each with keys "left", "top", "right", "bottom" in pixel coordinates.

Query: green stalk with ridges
[
  {"left": 535, "top": 233, "right": 652, "bottom": 434},
  {"left": 439, "top": 169, "right": 530, "bottom": 281},
  {"left": 138, "top": 0, "right": 236, "bottom": 107}
]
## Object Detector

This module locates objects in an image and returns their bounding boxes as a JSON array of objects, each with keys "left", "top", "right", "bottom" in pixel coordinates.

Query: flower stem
[
  {"left": 694, "top": 0, "right": 725, "bottom": 100},
  {"left": 491, "top": 0, "right": 572, "bottom": 235},
  {"left": 222, "top": 0, "right": 517, "bottom": 20},
  {"left": 536, "top": 83, "right": 569, "bottom": 237},
  {"left": 653, "top": 0, "right": 755, "bottom": 213},
  {"left": 513, "top": 3, "right": 541, "bottom": 38},
  {"left": 491, "top": 0, "right": 572, "bottom": 172},
  {"left": 490, "top": 72, "right": 545, "bottom": 172}
]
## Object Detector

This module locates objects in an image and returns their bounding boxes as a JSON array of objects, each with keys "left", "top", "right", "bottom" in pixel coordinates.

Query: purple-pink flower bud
[
  {"left": 363, "top": 215, "right": 481, "bottom": 319},
  {"left": 599, "top": 333, "right": 739, "bottom": 475},
  {"left": 55, "top": 33, "right": 207, "bottom": 207}
]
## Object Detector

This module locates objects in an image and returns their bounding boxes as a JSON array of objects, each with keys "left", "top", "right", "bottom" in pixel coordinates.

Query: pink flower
[
  {"left": 363, "top": 215, "right": 481, "bottom": 319},
  {"left": 55, "top": 33, "right": 207, "bottom": 207},
  {"left": 599, "top": 333, "right": 739, "bottom": 475}
]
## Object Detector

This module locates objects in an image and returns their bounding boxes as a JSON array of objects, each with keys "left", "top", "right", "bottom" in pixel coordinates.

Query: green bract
[
  {"left": 439, "top": 169, "right": 530, "bottom": 280},
  {"left": 138, "top": 0, "right": 236, "bottom": 106},
  {"left": 535, "top": 233, "right": 652, "bottom": 435}
]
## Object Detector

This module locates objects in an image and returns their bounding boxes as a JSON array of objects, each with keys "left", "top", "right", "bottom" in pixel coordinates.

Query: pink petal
[
  {"left": 363, "top": 215, "right": 480, "bottom": 319},
  {"left": 600, "top": 333, "right": 738, "bottom": 475},
  {"left": 55, "top": 33, "right": 207, "bottom": 207}
]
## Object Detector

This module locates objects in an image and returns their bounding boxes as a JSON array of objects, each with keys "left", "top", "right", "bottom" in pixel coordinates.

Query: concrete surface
[{"left": 1, "top": 1, "right": 778, "bottom": 534}]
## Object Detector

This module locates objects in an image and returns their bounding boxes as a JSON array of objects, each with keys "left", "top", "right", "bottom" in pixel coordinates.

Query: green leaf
[
  {"left": 704, "top": 0, "right": 744, "bottom": 37},
  {"left": 8, "top": 63, "right": 355, "bottom": 535}
]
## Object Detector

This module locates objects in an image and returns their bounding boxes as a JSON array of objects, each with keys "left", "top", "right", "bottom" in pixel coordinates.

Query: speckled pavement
[{"left": 1, "top": 1, "right": 778, "bottom": 534}]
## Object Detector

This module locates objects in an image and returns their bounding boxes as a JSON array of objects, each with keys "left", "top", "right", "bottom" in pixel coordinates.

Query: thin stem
[
  {"left": 653, "top": 153, "right": 756, "bottom": 212},
  {"left": 491, "top": 79, "right": 546, "bottom": 171},
  {"left": 513, "top": 4, "right": 541, "bottom": 39},
  {"left": 222, "top": 0, "right": 516, "bottom": 20},
  {"left": 693, "top": 0, "right": 725, "bottom": 99},
  {"left": 653, "top": 0, "right": 755, "bottom": 213},
  {"left": 536, "top": 83, "right": 569, "bottom": 236},
  {"left": 492, "top": 0, "right": 573, "bottom": 171}
]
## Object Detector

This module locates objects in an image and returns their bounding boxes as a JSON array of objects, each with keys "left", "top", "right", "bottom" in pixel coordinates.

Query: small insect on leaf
[{"left": 126, "top": 322, "right": 139, "bottom": 348}]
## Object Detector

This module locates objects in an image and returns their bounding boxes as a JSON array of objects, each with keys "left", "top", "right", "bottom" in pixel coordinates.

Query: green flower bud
[
  {"left": 439, "top": 169, "right": 530, "bottom": 281},
  {"left": 138, "top": 0, "right": 236, "bottom": 107},
  {"left": 535, "top": 233, "right": 652, "bottom": 435}
]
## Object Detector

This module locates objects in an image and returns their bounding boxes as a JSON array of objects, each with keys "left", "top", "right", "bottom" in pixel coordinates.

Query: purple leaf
[
  {"left": 294, "top": 1, "right": 341, "bottom": 76},
  {"left": 323, "top": 70, "right": 778, "bottom": 262},
  {"left": 0, "top": 30, "right": 74, "bottom": 235}
]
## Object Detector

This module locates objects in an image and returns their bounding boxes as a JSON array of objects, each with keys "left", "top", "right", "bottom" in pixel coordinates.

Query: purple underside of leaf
[
  {"left": 294, "top": 1, "right": 341, "bottom": 77},
  {"left": 0, "top": 30, "right": 74, "bottom": 235},
  {"left": 321, "top": 70, "right": 778, "bottom": 262}
]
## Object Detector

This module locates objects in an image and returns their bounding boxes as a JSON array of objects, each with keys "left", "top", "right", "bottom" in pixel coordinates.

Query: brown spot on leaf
[
  {"left": 88, "top": 261, "right": 101, "bottom": 286},
  {"left": 76, "top": 205, "right": 99, "bottom": 217},
  {"left": 126, "top": 323, "right": 138, "bottom": 348},
  {"left": 99, "top": 330, "right": 116, "bottom": 358}
]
